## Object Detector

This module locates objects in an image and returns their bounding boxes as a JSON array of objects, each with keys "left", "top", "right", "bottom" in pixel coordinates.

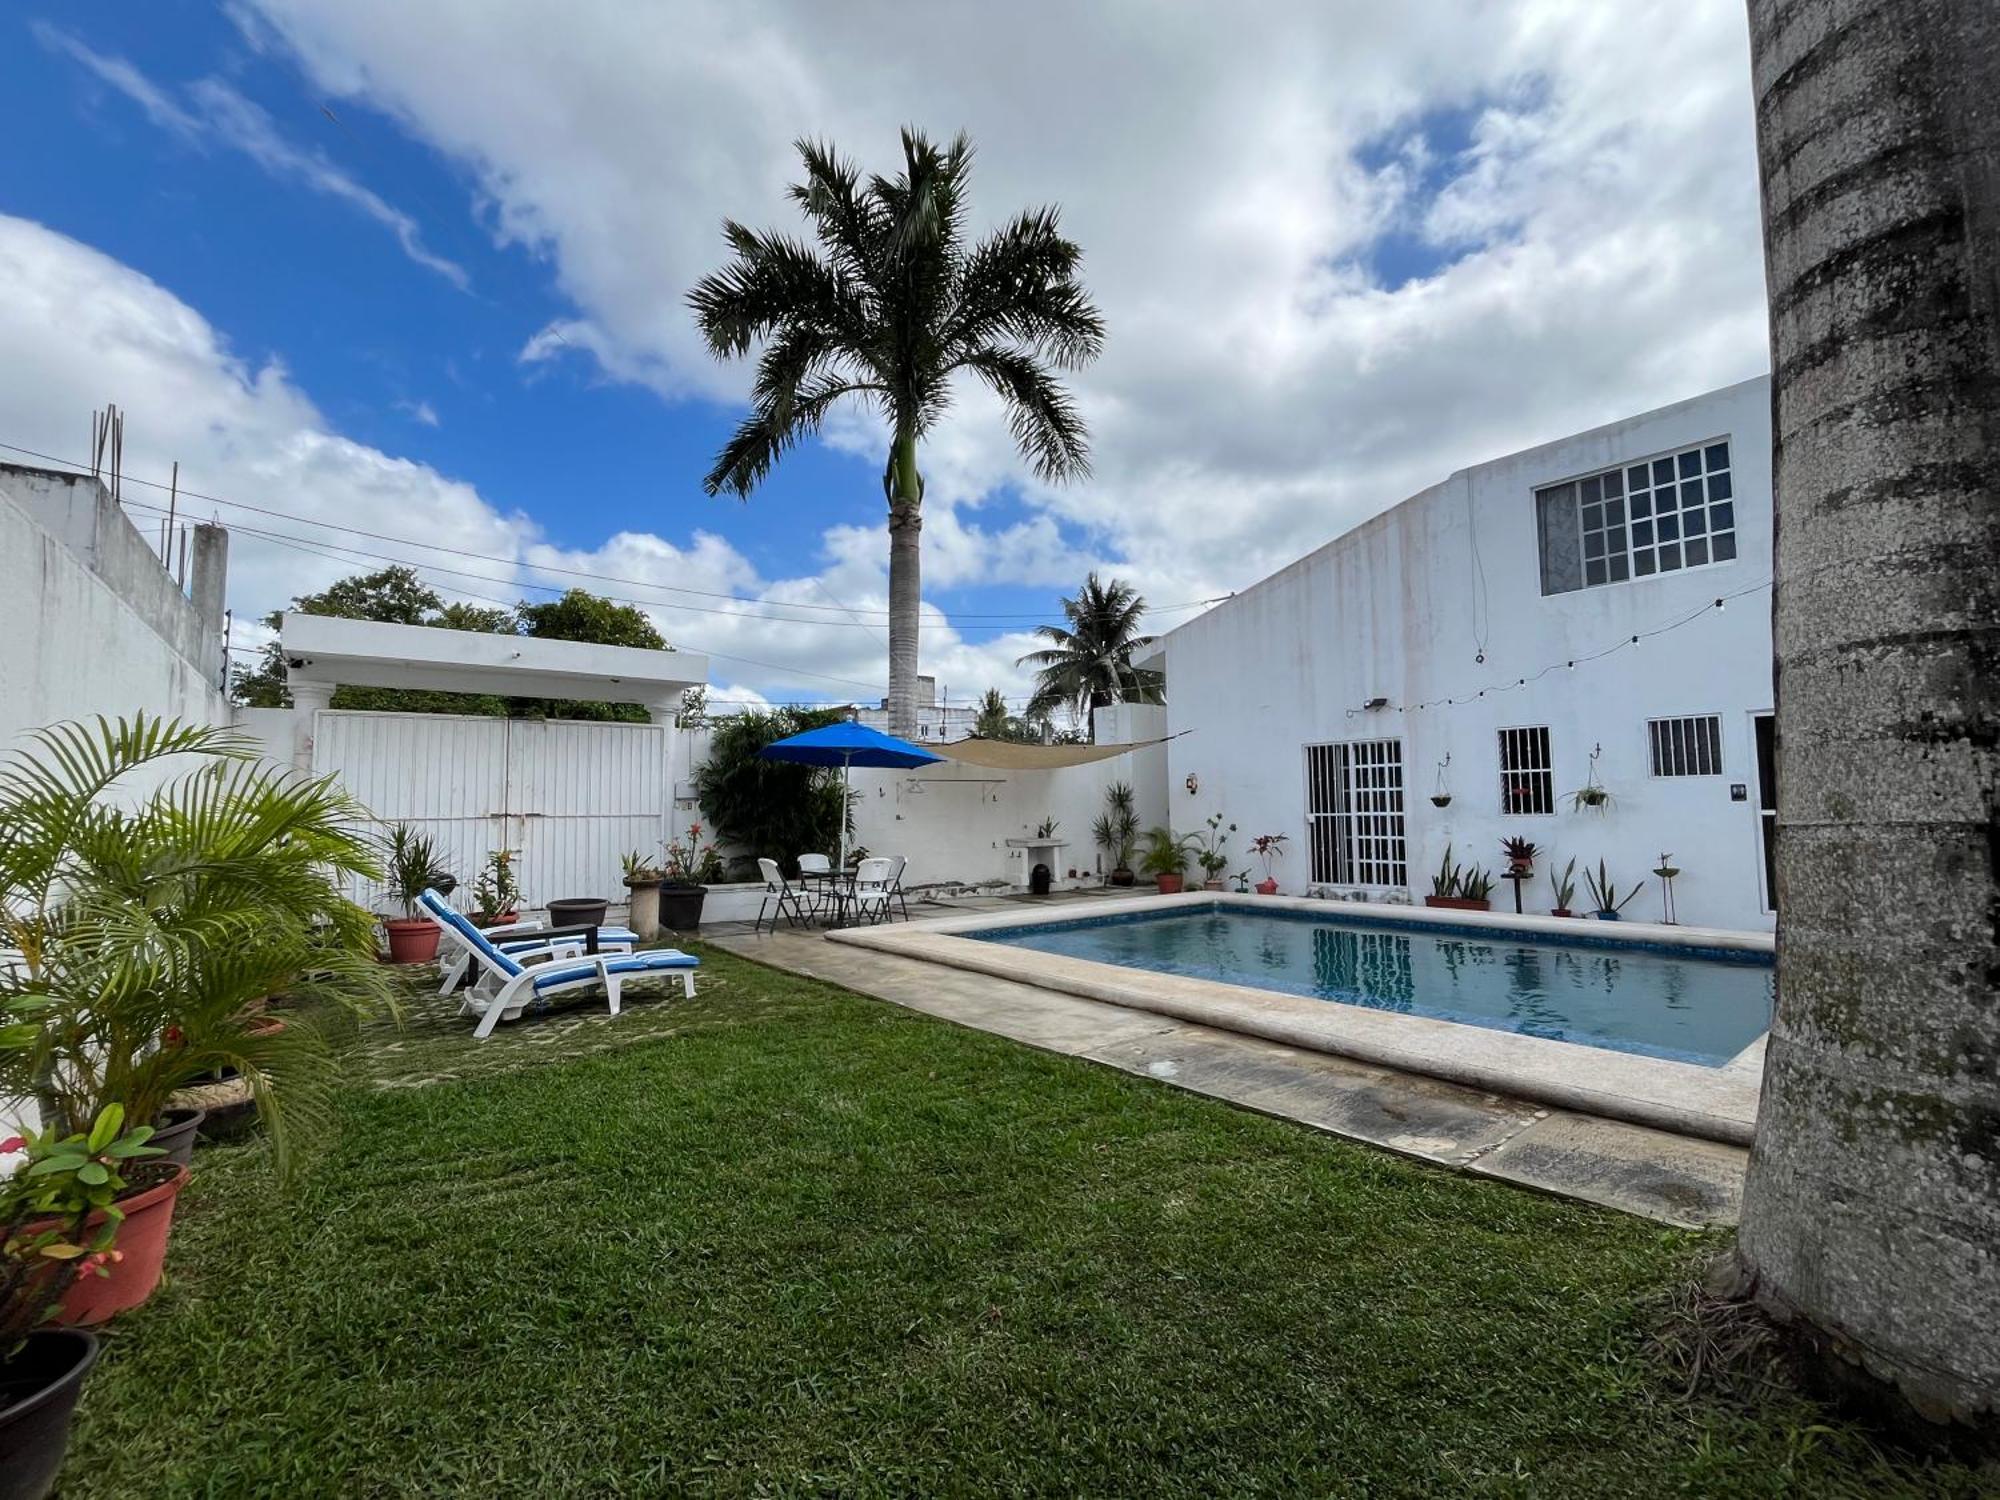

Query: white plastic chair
[
  {"left": 754, "top": 858, "right": 811, "bottom": 934},
  {"left": 850, "top": 857, "right": 895, "bottom": 925},
  {"left": 419, "top": 890, "right": 696, "bottom": 1039},
  {"left": 885, "top": 854, "right": 911, "bottom": 921}
]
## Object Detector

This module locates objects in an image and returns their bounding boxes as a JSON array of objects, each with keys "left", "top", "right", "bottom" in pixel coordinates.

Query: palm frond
[{"left": 958, "top": 347, "right": 1092, "bottom": 482}]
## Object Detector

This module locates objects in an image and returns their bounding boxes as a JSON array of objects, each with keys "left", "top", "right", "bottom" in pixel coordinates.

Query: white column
[{"left": 285, "top": 679, "right": 334, "bottom": 772}]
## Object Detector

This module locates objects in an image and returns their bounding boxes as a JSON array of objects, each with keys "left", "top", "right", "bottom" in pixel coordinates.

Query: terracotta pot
[
  {"left": 37, "top": 1165, "right": 191, "bottom": 1326},
  {"left": 1255, "top": 879, "right": 1279, "bottom": 896},
  {"left": 149, "top": 1107, "right": 206, "bottom": 1169},
  {"left": 1551, "top": 908, "right": 1575, "bottom": 918},
  {"left": 383, "top": 917, "right": 440, "bottom": 964},
  {"left": 0, "top": 1328, "right": 98, "bottom": 1500},
  {"left": 1424, "top": 895, "right": 1491, "bottom": 911},
  {"left": 1201, "top": 879, "right": 1226, "bottom": 892},
  {"left": 1154, "top": 874, "right": 1185, "bottom": 895},
  {"left": 468, "top": 910, "right": 518, "bottom": 929}
]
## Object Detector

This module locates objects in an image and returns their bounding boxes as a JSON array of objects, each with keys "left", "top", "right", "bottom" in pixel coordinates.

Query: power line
[{"left": 0, "top": 440, "right": 1227, "bottom": 626}]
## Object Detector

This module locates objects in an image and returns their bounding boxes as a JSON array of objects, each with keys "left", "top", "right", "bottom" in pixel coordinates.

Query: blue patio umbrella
[{"left": 757, "top": 720, "right": 942, "bottom": 873}]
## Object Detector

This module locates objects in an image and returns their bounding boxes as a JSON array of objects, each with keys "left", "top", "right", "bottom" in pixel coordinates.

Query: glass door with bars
[{"left": 1304, "top": 738, "right": 1408, "bottom": 889}]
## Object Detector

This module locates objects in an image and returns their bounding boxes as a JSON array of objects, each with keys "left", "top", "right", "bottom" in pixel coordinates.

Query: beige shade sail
[{"left": 933, "top": 736, "right": 1172, "bottom": 770}]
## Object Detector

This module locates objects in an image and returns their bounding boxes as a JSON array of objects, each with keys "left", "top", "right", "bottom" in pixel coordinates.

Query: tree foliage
[
  {"left": 1018, "top": 573, "right": 1165, "bottom": 740},
  {"left": 971, "top": 687, "right": 1043, "bottom": 743},
  {"left": 688, "top": 129, "right": 1104, "bottom": 732},
  {"left": 231, "top": 567, "right": 674, "bottom": 722},
  {"left": 693, "top": 708, "right": 853, "bottom": 878}
]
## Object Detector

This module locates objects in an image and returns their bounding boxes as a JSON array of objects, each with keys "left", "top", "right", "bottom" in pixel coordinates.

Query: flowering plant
[
  {"left": 2, "top": 1104, "right": 164, "bottom": 1353},
  {"left": 661, "top": 824, "right": 726, "bottom": 886},
  {"left": 1250, "top": 833, "right": 1289, "bottom": 878}
]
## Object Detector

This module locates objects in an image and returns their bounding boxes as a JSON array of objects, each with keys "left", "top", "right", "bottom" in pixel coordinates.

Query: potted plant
[
  {"left": 621, "top": 849, "right": 665, "bottom": 942},
  {"left": 1424, "top": 845, "right": 1495, "bottom": 911},
  {"left": 1500, "top": 836, "right": 1540, "bottom": 877},
  {"left": 466, "top": 849, "right": 520, "bottom": 928},
  {"left": 1138, "top": 827, "right": 1194, "bottom": 894},
  {"left": 1568, "top": 745, "right": 1613, "bottom": 813},
  {"left": 1430, "top": 753, "right": 1452, "bottom": 807},
  {"left": 1583, "top": 858, "right": 1645, "bottom": 920},
  {"left": 1190, "top": 813, "right": 1237, "bottom": 891},
  {"left": 1092, "top": 782, "right": 1141, "bottom": 887},
  {"left": 658, "top": 824, "right": 723, "bottom": 933},
  {"left": 1250, "top": 833, "right": 1288, "bottom": 895},
  {"left": 0, "top": 1105, "right": 167, "bottom": 1497},
  {"left": 1034, "top": 816, "right": 1060, "bottom": 840},
  {"left": 0, "top": 716, "right": 397, "bottom": 1192},
  {"left": 1548, "top": 856, "right": 1580, "bottom": 917},
  {"left": 383, "top": 824, "right": 454, "bottom": 963}
]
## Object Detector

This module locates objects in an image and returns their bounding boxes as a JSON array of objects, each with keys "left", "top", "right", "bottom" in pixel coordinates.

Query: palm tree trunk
[
  {"left": 884, "top": 427, "right": 924, "bottom": 738},
  {"left": 1736, "top": 0, "right": 1999, "bottom": 1423}
]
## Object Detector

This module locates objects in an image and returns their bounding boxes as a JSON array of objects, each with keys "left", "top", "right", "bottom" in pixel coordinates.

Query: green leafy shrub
[{"left": 694, "top": 709, "right": 853, "bottom": 878}]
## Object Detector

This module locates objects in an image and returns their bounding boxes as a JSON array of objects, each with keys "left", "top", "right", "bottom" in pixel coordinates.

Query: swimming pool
[{"left": 971, "top": 905, "right": 1773, "bottom": 1067}]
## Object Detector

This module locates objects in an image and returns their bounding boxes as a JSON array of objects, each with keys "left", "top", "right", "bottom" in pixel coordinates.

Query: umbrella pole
[{"left": 838, "top": 757, "right": 851, "bottom": 874}]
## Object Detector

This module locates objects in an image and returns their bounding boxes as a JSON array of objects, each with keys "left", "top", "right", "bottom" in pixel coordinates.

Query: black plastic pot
[
  {"left": 657, "top": 883, "right": 707, "bottom": 932},
  {"left": 0, "top": 1329, "right": 98, "bottom": 1500},
  {"left": 151, "top": 1106, "right": 207, "bottom": 1168},
  {"left": 1109, "top": 868, "right": 1135, "bottom": 887},
  {"left": 546, "top": 897, "right": 610, "bottom": 929}
]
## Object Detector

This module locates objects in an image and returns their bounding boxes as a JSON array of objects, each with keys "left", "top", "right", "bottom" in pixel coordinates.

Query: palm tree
[
  {"left": 1734, "top": 0, "right": 1999, "bottom": 1422},
  {"left": 689, "top": 130, "right": 1105, "bottom": 737},
  {"left": 971, "top": 687, "right": 1040, "bottom": 743},
  {"left": 1017, "top": 573, "right": 1165, "bottom": 741}
]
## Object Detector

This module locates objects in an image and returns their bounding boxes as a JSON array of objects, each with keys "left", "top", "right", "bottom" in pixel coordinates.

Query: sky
[{"left": 1, "top": 1, "right": 1769, "bottom": 713}]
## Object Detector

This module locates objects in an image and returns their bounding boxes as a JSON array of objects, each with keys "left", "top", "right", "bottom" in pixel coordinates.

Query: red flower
[{"left": 0, "top": 1136, "right": 23, "bottom": 1154}]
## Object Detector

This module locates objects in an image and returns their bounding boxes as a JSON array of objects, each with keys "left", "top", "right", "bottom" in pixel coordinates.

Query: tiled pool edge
[{"left": 829, "top": 894, "right": 1766, "bottom": 1146}]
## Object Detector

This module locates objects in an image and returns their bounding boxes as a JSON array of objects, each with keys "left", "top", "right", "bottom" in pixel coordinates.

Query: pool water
[{"left": 973, "top": 905, "right": 1773, "bottom": 1067}]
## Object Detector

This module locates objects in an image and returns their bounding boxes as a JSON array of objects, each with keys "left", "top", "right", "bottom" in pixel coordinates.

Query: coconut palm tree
[
  {"left": 689, "top": 129, "right": 1105, "bottom": 737},
  {"left": 971, "top": 687, "right": 1041, "bottom": 744},
  {"left": 1017, "top": 573, "right": 1165, "bottom": 741},
  {"left": 1734, "top": 0, "right": 1999, "bottom": 1422}
]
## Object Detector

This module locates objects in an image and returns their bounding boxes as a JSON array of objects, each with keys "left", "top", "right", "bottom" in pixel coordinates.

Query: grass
[{"left": 66, "top": 948, "right": 1982, "bottom": 1497}]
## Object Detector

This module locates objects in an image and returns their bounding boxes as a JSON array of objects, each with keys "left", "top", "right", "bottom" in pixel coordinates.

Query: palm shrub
[
  {"left": 0, "top": 715, "right": 396, "bottom": 1175},
  {"left": 694, "top": 708, "right": 853, "bottom": 877},
  {"left": 1091, "top": 781, "right": 1140, "bottom": 875},
  {"left": 1137, "top": 828, "right": 1194, "bottom": 882}
]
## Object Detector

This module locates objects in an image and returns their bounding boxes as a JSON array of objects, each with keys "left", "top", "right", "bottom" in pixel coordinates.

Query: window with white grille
[
  {"left": 1649, "top": 715, "right": 1723, "bottom": 776},
  {"left": 1305, "top": 739, "right": 1407, "bottom": 887},
  {"left": 1497, "top": 726, "right": 1554, "bottom": 814},
  {"left": 1536, "top": 440, "right": 1738, "bottom": 594}
]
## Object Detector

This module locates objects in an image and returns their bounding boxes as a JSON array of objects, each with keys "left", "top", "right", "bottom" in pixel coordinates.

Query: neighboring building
[
  {"left": 853, "top": 675, "right": 981, "bottom": 744},
  {"left": 1154, "top": 376, "right": 1775, "bottom": 932},
  {"left": 1, "top": 461, "right": 230, "bottom": 752}
]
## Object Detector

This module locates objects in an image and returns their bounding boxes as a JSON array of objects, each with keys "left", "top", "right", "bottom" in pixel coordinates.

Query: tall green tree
[
  {"left": 231, "top": 566, "right": 509, "bottom": 715},
  {"left": 689, "top": 129, "right": 1105, "bottom": 737},
  {"left": 693, "top": 706, "right": 852, "bottom": 876},
  {"left": 1733, "top": 0, "right": 1999, "bottom": 1423},
  {"left": 1017, "top": 573, "right": 1164, "bottom": 742},
  {"left": 514, "top": 589, "right": 670, "bottom": 723}
]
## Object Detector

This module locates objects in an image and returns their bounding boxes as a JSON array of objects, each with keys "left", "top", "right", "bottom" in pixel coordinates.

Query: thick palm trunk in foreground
[{"left": 1737, "top": 0, "right": 1998, "bottom": 1423}]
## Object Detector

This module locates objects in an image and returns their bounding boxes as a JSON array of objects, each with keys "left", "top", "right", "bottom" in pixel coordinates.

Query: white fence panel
[{"left": 311, "top": 710, "right": 667, "bottom": 913}]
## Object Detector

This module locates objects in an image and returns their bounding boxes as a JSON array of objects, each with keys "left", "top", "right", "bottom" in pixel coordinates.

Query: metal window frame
[
  {"left": 1539, "top": 437, "right": 1739, "bottom": 592},
  {"left": 1647, "top": 713, "right": 1725, "bottom": 777},
  {"left": 1496, "top": 724, "right": 1555, "bottom": 815},
  {"left": 1304, "top": 738, "right": 1407, "bottom": 887}
]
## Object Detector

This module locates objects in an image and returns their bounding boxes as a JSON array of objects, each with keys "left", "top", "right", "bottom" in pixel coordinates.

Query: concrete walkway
[{"left": 709, "top": 924, "right": 1749, "bottom": 1229}]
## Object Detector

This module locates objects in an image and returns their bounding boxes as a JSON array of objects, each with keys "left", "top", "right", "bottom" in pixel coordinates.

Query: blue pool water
[{"left": 973, "top": 905, "right": 1773, "bottom": 1067}]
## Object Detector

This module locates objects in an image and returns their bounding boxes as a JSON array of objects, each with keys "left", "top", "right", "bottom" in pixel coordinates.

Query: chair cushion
[
  {"left": 421, "top": 889, "right": 523, "bottom": 979},
  {"left": 495, "top": 927, "right": 637, "bottom": 954},
  {"left": 530, "top": 951, "right": 701, "bottom": 993}
]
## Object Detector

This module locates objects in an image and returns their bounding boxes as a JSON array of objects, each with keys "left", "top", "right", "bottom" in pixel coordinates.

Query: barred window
[
  {"left": 1537, "top": 440, "right": 1737, "bottom": 594},
  {"left": 1649, "top": 715, "right": 1723, "bottom": 776},
  {"left": 1498, "top": 726, "right": 1554, "bottom": 814}
]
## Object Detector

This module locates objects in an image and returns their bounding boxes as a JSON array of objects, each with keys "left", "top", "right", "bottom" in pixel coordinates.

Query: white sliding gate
[{"left": 312, "top": 710, "right": 669, "bottom": 911}]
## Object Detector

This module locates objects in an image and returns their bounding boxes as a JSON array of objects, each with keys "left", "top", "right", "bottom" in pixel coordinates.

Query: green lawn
[{"left": 66, "top": 949, "right": 1978, "bottom": 1497}]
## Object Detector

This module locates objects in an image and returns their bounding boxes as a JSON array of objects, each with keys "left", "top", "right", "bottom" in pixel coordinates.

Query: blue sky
[{"left": 0, "top": 2, "right": 1768, "bottom": 709}]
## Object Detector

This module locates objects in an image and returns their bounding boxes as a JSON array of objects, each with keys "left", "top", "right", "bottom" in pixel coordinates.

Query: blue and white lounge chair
[
  {"left": 418, "top": 889, "right": 698, "bottom": 1039},
  {"left": 435, "top": 912, "right": 640, "bottom": 998}
]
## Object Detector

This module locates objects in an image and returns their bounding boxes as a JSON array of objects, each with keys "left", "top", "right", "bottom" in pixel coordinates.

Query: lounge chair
[
  {"left": 418, "top": 889, "right": 697, "bottom": 1039},
  {"left": 435, "top": 912, "right": 639, "bottom": 997},
  {"left": 754, "top": 858, "right": 812, "bottom": 934}
]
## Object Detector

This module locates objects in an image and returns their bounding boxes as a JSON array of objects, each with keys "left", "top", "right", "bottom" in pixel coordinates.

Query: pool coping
[{"left": 827, "top": 893, "right": 1769, "bottom": 1145}]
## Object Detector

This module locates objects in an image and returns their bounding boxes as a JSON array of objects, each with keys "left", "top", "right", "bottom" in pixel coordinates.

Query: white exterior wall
[
  {"left": 1161, "top": 377, "right": 1775, "bottom": 932},
  {"left": 1, "top": 477, "right": 228, "bottom": 754}
]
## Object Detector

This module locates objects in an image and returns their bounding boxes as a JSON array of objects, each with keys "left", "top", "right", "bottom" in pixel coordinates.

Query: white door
[{"left": 311, "top": 710, "right": 668, "bottom": 912}]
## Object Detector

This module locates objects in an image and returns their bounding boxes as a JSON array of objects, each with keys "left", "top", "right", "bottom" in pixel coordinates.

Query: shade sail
[
  {"left": 935, "top": 736, "right": 1170, "bottom": 770},
  {"left": 757, "top": 721, "right": 943, "bottom": 770}
]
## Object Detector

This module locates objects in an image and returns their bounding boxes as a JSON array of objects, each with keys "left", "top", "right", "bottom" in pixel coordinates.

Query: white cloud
[
  {"left": 395, "top": 398, "right": 440, "bottom": 426},
  {"left": 33, "top": 24, "right": 468, "bottom": 289},
  {"left": 0, "top": 214, "right": 1043, "bottom": 705}
]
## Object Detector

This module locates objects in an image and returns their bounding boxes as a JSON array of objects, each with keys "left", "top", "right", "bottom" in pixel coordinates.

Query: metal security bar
[
  {"left": 1648, "top": 714, "right": 1724, "bottom": 777},
  {"left": 1304, "top": 738, "right": 1406, "bottom": 886},
  {"left": 1498, "top": 725, "right": 1554, "bottom": 814}
]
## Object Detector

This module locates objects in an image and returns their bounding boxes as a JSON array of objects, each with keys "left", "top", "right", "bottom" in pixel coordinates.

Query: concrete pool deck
[{"left": 709, "top": 902, "right": 1757, "bottom": 1228}]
